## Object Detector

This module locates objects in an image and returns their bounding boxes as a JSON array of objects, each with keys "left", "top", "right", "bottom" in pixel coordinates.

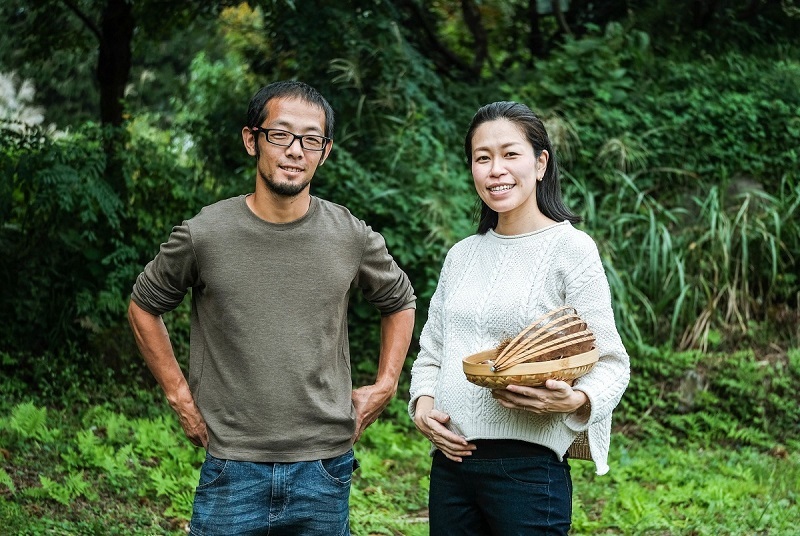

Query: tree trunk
[
  {"left": 96, "top": 0, "right": 134, "bottom": 195},
  {"left": 97, "top": 0, "right": 134, "bottom": 127},
  {"left": 527, "top": 0, "right": 546, "bottom": 61},
  {"left": 461, "top": 0, "right": 488, "bottom": 74},
  {"left": 692, "top": 0, "right": 720, "bottom": 29},
  {"left": 394, "top": 0, "right": 474, "bottom": 78}
]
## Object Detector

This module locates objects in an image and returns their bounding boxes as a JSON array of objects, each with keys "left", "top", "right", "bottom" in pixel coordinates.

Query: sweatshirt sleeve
[
  {"left": 408, "top": 253, "right": 451, "bottom": 419},
  {"left": 559, "top": 232, "right": 630, "bottom": 432},
  {"left": 354, "top": 226, "right": 416, "bottom": 315},
  {"left": 130, "top": 222, "right": 200, "bottom": 316}
]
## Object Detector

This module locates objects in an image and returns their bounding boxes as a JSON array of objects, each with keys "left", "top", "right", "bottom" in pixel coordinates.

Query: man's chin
[{"left": 264, "top": 178, "right": 310, "bottom": 197}]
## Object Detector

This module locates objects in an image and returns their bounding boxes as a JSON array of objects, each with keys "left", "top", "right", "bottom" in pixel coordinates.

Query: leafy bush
[
  {"left": 502, "top": 26, "right": 800, "bottom": 349},
  {"left": 3, "top": 18, "right": 799, "bottom": 394},
  {"left": 618, "top": 346, "right": 800, "bottom": 447},
  {"left": 0, "top": 121, "right": 215, "bottom": 389},
  {"left": 0, "top": 126, "right": 115, "bottom": 355}
]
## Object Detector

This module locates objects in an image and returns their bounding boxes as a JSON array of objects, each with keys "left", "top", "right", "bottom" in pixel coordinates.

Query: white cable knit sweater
[{"left": 409, "top": 221, "right": 630, "bottom": 475}]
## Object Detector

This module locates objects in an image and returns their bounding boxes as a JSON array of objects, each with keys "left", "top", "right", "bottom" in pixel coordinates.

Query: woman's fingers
[
  {"left": 417, "top": 410, "right": 475, "bottom": 461},
  {"left": 436, "top": 439, "right": 476, "bottom": 462},
  {"left": 492, "top": 382, "right": 584, "bottom": 413}
]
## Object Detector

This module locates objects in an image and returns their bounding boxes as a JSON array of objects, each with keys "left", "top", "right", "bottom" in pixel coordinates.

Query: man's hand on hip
[{"left": 351, "top": 383, "right": 396, "bottom": 442}]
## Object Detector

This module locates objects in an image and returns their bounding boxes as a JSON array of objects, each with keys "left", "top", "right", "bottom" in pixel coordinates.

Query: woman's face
[{"left": 470, "top": 119, "right": 548, "bottom": 223}]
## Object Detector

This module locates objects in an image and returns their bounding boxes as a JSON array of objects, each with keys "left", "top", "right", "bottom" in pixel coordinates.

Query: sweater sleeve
[
  {"left": 130, "top": 222, "right": 200, "bottom": 316},
  {"left": 559, "top": 232, "right": 630, "bottom": 433},
  {"left": 408, "top": 253, "right": 451, "bottom": 419},
  {"left": 354, "top": 226, "right": 416, "bottom": 315}
]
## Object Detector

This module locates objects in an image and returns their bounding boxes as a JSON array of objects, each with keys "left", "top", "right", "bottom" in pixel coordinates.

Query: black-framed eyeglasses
[{"left": 251, "top": 127, "right": 330, "bottom": 151}]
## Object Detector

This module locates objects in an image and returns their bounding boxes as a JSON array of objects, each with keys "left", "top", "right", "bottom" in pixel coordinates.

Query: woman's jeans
[
  {"left": 429, "top": 440, "right": 572, "bottom": 535},
  {"left": 189, "top": 449, "right": 355, "bottom": 536}
]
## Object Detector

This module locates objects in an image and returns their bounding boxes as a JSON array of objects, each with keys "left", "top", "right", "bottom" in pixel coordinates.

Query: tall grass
[{"left": 570, "top": 172, "right": 800, "bottom": 351}]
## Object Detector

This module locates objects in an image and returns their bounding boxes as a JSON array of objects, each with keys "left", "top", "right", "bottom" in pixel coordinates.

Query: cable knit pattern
[{"left": 409, "top": 221, "right": 630, "bottom": 475}]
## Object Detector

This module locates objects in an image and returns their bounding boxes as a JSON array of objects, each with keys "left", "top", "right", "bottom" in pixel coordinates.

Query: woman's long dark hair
[{"left": 464, "top": 101, "right": 580, "bottom": 234}]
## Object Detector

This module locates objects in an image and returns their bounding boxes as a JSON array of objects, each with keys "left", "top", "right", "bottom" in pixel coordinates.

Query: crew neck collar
[
  {"left": 241, "top": 194, "right": 318, "bottom": 229},
  {"left": 487, "top": 220, "right": 570, "bottom": 240}
]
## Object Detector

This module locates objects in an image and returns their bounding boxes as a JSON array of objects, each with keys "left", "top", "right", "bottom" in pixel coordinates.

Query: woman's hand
[
  {"left": 413, "top": 396, "right": 476, "bottom": 462},
  {"left": 492, "top": 379, "right": 588, "bottom": 415}
]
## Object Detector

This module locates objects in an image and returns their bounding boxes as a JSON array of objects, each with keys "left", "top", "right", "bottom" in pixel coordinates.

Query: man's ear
[
  {"left": 319, "top": 140, "right": 334, "bottom": 166},
  {"left": 242, "top": 127, "right": 257, "bottom": 156}
]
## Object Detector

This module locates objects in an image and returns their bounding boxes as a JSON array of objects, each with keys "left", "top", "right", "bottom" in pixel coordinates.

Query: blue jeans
[
  {"left": 428, "top": 441, "right": 572, "bottom": 535},
  {"left": 189, "top": 449, "right": 355, "bottom": 536}
]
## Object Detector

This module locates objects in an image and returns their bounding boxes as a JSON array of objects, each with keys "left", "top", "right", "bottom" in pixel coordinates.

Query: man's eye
[{"left": 305, "top": 136, "right": 323, "bottom": 147}]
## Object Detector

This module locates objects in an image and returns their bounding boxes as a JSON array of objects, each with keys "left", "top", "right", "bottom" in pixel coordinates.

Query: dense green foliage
[
  {"left": 620, "top": 347, "right": 800, "bottom": 448},
  {"left": 3, "top": 9, "right": 799, "bottom": 368},
  {"left": 1, "top": 1, "right": 799, "bottom": 532}
]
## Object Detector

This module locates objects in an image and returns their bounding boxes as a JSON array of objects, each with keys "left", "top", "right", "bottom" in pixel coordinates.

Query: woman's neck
[{"left": 494, "top": 211, "right": 557, "bottom": 236}]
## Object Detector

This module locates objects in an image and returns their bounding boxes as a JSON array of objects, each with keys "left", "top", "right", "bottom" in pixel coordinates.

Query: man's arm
[
  {"left": 127, "top": 300, "right": 208, "bottom": 448},
  {"left": 351, "top": 307, "right": 415, "bottom": 442}
]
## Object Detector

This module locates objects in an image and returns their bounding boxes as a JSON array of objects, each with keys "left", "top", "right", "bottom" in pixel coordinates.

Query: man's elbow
[{"left": 128, "top": 299, "right": 158, "bottom": 328}]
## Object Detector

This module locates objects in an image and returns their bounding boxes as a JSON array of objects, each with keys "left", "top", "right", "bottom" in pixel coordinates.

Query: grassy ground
[
  {"left": 351, "top": 421, "right": 800, "bottom": 535},
  {"left": 1, "top": 395, "right": 798, "bottom": 535}
]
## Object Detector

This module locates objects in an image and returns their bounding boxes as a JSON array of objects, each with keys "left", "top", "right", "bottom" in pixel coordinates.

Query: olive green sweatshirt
[{"left": 131, "top": 195, "right": 416, "bottom": 462}]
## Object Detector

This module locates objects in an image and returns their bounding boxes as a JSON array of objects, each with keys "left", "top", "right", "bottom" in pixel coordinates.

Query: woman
[{"left": 409, "top": 101, "right": 630, "bottom": 535}]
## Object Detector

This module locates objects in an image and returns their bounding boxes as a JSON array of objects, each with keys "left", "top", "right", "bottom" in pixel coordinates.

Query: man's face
[{"left": 245, "top": 97, "right": 332, "bottom": 197}]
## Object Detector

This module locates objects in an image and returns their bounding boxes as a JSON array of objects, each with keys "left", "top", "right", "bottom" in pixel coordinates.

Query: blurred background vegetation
[{"left": 1, "top": 0, "right": 799, "bottom": 533}]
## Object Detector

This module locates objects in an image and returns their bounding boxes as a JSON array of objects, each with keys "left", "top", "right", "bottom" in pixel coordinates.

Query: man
[{"left": 128, "top": 80, "right": 416, "bottom": 535}]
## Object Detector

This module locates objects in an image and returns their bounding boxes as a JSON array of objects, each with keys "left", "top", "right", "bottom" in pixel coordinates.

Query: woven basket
[
  {"left": 567, "top": 430, "right": 592, "bottom": 461},
  {"left": 490, "top": 306, "right": 595, "bottom": 371},
  {"left": 463, "top": 347, "right": 599, "bottom": 389},
  {"left": 462, "top": 306, "right": 597, "bottom": 388},
  {"left": 461, "top": 306, "right": 598, "bottom": 462}
]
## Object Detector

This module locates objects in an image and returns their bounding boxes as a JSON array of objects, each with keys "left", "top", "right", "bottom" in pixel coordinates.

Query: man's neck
[{"left": 246, "top": 189, "right": 312, "bottom": 223}]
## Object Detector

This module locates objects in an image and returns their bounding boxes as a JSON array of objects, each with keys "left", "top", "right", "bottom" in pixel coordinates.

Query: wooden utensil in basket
[{"left": 463, "top": 306, "right": 599, "bottom": 389}]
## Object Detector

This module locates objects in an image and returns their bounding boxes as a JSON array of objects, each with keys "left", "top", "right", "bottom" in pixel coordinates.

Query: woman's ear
[
  {"left": 537, "top": 150, "right": 549, "bottom": 181},
  {"left": 242, "top": 127, "right": 257, "bottom": 157}
]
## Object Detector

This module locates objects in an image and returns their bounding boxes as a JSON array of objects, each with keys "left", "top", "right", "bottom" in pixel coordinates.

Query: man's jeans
[
  {"left": 189, "top": 449, "right": 355, "bottom": 536},
  {"left": 428, "top": 446, "right": 572, "bottom": 535}
]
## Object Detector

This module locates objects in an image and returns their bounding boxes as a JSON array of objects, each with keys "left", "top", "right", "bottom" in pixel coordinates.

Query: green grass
[
  {"left": 1, "top": 394, "right": 798, "bottom": 535},
  {"left": 571, "top": 436, "right": 800, "bottom": 535}
]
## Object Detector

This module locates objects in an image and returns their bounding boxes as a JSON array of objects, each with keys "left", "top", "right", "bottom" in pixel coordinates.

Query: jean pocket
[
  {"left": 317, "top": 449, "right": 355, "bottom": 485},
  {"left": 499, "top": 456, "right": 553, "bottom": 487},
  {"left": 196, "top": 451, "right": 229, "bottom": 489}
]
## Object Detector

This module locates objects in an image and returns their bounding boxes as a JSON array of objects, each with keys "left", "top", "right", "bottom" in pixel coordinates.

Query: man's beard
[{"left": 260, "top": 171, "right": 311, "bottom": 197}]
